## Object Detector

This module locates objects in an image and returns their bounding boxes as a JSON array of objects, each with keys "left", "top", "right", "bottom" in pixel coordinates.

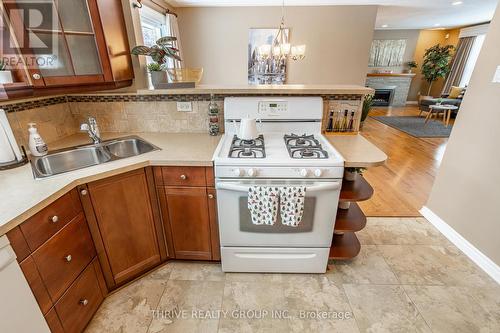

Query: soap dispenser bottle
[{"left": 28, "top": 123, "right": 48, "bottom": 157}]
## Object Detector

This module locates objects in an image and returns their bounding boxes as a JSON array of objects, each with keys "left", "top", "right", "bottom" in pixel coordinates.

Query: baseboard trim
[
  {"left": 406, "top": 101, "right": 418, "bottom": 105},
  {"left": 420, "top": 206, "right": 500, "bottom": 284}
]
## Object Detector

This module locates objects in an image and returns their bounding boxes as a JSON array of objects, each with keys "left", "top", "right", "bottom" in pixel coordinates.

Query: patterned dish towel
[
  {"left": 248, "top": 186, "right": 280, "bottom": 225},
  {"left": 279, "top": 187, "right": 306, "bottom": 227}
]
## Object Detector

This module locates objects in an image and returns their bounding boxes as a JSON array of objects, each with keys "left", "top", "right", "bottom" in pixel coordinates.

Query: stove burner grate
[
  {"left": 228, "top": 135, "right": 266, "bottom": 158},
  {"left": 284, "top": 134, "right": 328, "bottom": 159}
]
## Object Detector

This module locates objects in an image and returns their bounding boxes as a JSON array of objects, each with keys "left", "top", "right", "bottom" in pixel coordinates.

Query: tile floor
[{"left": 85, "top": 218, "right": 500, "bottom": 333}]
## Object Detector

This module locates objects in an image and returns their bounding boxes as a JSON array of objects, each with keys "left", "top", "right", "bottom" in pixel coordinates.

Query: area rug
[{"left": 371, "top": 116, "right": 453, "bottom": 138}]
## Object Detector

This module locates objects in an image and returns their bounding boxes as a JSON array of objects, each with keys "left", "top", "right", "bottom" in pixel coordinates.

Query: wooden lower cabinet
[
  {"left": 6, "top": 166, "right": 220, "bottom": 332},
  {"left": 55, "top": 259, "right": 104, "bottom": 333},
  {"left": 45, "top": 308, "right": 65, "bottom": 333},
  {"left": 32, "top": 214, "right": 96, "bottom": 301},
  {"left": 19, "top": 256, "right": 52, "bottom": 315},
  {"left": 80, "top": 168, "right": 166, "bottom": 289},
  {"left": 7, "top": 190, "right": 105, "bottom": 333},
  {"left": 162, "top": 187, "right": 213, "bottom": 260},
  {"left": 156, "top": 166, "right": 220, "bottom": 261}
]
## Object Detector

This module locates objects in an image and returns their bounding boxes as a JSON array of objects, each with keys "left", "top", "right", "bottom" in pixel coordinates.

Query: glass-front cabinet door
[{"left": 4, "top": 0, "right": 106, "bottom": 87}]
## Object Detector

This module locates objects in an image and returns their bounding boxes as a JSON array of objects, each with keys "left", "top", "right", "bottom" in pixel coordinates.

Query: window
[
  {"left": 139, "top": 5, "right": 171, "bottom": 63},
  {"left": 459, "top": 34, "right": 486, "bottom": 87}
]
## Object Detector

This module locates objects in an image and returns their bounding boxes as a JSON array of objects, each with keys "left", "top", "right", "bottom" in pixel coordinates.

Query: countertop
[
  {"left": 326, "top": 134, "right": 387, "bottom": 168},
  {"left": 136, "top": 84, "right": 374, "bottom": 95},
  {"left": 0, "top": 132, "right": 386, "bottom": 236}
]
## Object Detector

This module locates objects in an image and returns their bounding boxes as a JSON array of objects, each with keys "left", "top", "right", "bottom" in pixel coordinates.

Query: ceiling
[{"left": 168, "top": 0, "right": 498, "bottom": 29}]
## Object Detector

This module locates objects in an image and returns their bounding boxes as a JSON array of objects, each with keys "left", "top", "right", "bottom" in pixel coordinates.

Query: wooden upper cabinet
[
  {"left": 83, "top": 169, "right": 164, "bottom": 288},
  {"left": 2, "top": 0, "right": 133, "bottom": 92}
]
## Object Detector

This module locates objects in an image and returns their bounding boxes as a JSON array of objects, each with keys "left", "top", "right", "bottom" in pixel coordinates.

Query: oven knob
[
  {"left": 247, "top": 168, "right": 257, "bottom": 177},
  {"left": 233, "top": 168, "right": 243, "bottom": 177},
  {"left": 299, "top": 169, "right": 308, "bottom": 177},
  {"left": 314, "top": 169, "right": 323, "bottom": 177}
]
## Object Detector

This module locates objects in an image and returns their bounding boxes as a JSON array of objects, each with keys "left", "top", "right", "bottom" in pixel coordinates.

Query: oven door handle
[{"left": 216, "top": 182, "right": 341, "bottom": 193}]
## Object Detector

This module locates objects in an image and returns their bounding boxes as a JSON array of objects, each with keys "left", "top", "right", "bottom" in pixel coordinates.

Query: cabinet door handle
[
  {"left": 80, "top": 189, "right": 88, "bottom": 196},
  {"left": 79, "top": 299, "right": 89, "bottom": 306},
  {"left": 180, "top": 174, "right": 187, "bottom": 180},
  {"left": 50, "top": 215, "right": 59, "bottom": 223},
  {"left": 208, "top": 194, "right": 214, "bottom": 199},
  {"left": 32, "top": 73, "right": 41, "bottom": 80},
  {"left": 64, "top": 255, "right": 72, "bottom": 262}
]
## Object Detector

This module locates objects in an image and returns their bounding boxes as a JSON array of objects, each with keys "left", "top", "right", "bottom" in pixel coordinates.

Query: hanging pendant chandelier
[{"left": 257, "top": 0, "right": 306, "bottom": 61}]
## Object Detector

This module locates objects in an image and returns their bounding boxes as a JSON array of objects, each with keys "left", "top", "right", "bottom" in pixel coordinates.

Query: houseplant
[
  {"left": 0, "top": 59, "right": 13, "bottom": 84},
  {"left": 360, "top": 94, "right": 374, "bottom": 129},
  {"left": 405, "top": 61, "right": 417, "bottom": 73},
  {"left": 131, "top": 36, "right": 182, "bottom": 88},
  {"left": 421, "top": 44, "right": 454, "bottom": 96}
]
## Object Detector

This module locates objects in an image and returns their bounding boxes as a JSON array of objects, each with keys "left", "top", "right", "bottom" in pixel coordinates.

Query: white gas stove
[{"left": 214, "top": 97, "right": 344, "bottom": 273}]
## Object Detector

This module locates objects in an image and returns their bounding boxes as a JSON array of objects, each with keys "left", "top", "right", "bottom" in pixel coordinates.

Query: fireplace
[{"left": 372, "top": 86, "right": 396, "bottom": 106}]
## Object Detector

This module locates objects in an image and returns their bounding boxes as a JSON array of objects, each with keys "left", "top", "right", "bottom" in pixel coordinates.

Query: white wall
[
  {"left": 176, "top": 6, "right": 378, "bottom": 85},
  {"left": 425, "top": 5, "right": 500, "bottom": 266}
]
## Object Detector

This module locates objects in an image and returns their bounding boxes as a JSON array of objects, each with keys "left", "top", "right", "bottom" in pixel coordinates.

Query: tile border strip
[{"left": 2, "top": 93, "right": 363, "bottom": 113}]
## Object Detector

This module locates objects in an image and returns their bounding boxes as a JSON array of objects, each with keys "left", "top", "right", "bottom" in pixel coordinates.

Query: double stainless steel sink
[{"left": 31, "top": 136, "right": 160, "bottom": 179}]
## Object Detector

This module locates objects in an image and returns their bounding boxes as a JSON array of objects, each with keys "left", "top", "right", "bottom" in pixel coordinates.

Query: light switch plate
[
  {"left": 177, "top": 101, "right": 192, "bottom": 112},
  {"left": 492, "top": 66, "right": 500, "bottom": 83}
]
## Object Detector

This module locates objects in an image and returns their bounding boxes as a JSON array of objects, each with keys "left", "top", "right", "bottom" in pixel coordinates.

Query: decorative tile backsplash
[
  {"left": 1, "top": 92, "right": 362, "bottom": 146},
  {"left": 68, "top": 100, "right": 224, "bottom": 134},
  {"left": 7, "top": 102, "right": 78, "bottom": 146}
]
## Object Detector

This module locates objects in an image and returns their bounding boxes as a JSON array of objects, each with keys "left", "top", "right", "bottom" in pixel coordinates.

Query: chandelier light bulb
[{"left": 272, "top": 46, "right": 281, "bottom": 57}]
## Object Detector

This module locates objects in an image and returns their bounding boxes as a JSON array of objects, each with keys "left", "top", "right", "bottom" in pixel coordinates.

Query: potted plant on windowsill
[
  {"left": 420, "top": 44, "right": 454, "bottom": 99},
  {"left": 131, "top": 36, "right": 182, "bottom": 89},
  {"left": 0, "top": 59, "right": 13, "bottom": 84}
]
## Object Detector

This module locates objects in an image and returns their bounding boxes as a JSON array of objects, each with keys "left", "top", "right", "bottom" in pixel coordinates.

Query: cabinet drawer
[
  {"left": 55, "top": 261, "right": 104, "bottom": 333},
  {"left": 20, "top": 189, "right": 82, "bottom": 251},
  {"left": 6, "top": 226, "right": 31, "bottom": 262},
  {"left": 161, "top": 166, "right": 207, "bottom": 187},
  {"left": 20, "top": 256, "right": 53, "bottom": 315},
  {"left": 32, "top": 213, "right": 96, "bottom": 301},
  {"left": 45, "top": 307, "right": 64, "bottom": 333}
]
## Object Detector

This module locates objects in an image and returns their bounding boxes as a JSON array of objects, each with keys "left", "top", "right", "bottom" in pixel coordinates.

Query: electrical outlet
[{"left": 177, "top": 102, "right": 192, "bottom": 112}]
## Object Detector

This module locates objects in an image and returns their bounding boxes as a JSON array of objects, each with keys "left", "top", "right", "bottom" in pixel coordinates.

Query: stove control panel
[
  {"left": 258, "top": 101, "right": 288, "bottom": 117},
  {"left": 216, "top": 166, "right": 344, "bottom": 179}
]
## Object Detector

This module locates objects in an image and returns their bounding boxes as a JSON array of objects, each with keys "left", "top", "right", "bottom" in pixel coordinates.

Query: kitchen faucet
[{"left": 80, "top": 117, "right": 102, "bottom": 144}]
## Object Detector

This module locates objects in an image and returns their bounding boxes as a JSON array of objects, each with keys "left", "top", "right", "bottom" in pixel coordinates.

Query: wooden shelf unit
[
  {"left": 335, "top": 202, "right": 367, "bottom": 232},
  {"left": 330, "top": 176, "right": 373, "bottom": 260},
  {"left": 339, "top": 176, "right": 374, "bottom": 202},
  {"left": 329, "top": 232, "right": 361, "bottom": 259}
]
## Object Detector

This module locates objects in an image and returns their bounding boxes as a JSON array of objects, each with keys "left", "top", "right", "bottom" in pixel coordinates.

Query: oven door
[{"left": 216, "top": 179, "right": 341, "bottom": 248}]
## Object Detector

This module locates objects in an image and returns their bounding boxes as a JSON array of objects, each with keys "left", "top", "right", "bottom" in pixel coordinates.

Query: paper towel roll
[{"left": 0, "top": 109, "right": 22, "bottom": 164}]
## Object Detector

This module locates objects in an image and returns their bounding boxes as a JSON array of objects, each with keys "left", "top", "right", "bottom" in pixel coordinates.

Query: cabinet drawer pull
[
  {"left": 64, "top": 255, "right": 72, "bottom": 262},
  {"left": 32, "top": 73, "right": 41, "bottom": 80},
  {"left": 79, "top": 299, "right": 89, "bottom": 306},
  {"left": 50, "top": 215, "right": 59, "bottom": 223},
  {"left": 80, "top": 189, "right": 88, "bottom": 196},
  {"left": 180, "top": 174, "right": 187, "bottom": 180},
  {"left": 208, "top": 194, "right": 214, "bottom": 199}
]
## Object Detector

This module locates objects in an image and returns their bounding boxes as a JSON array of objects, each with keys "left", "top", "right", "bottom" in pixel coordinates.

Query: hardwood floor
[{"left": 358, "top": 105, "right": 452, "bottom": 217}]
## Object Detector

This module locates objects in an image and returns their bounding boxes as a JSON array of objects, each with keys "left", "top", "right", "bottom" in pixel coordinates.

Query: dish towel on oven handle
[
  {"left": 279, "top": 187, "right": 306, "bottom": 227},
  {"left": 248, "top": 186, "right": 280, "bottom": 225}
]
